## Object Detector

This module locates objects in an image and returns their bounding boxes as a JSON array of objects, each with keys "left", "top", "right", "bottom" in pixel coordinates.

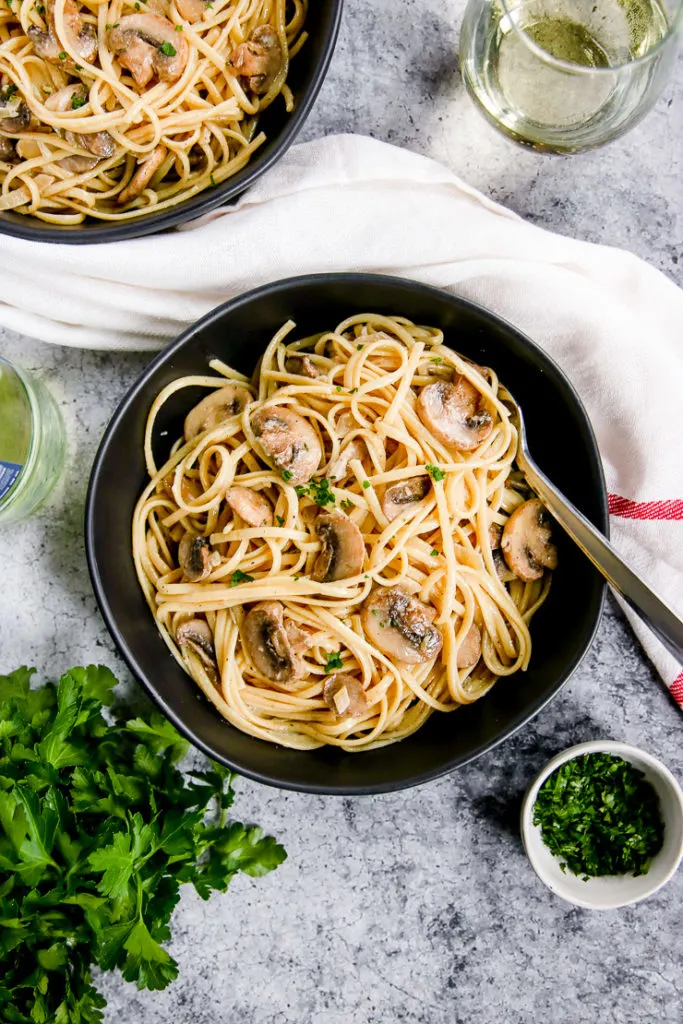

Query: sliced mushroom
[
  {"left": 28, "top": 0, "right": 98, "bottom": 66},
  {"left": 44, "top": 85, "right": 116, "bottom": 159},
  {"left": 242, "top": 601, "right": 301, "bottom": 683},
  {"left": 456, "top": 622, "right": 481, "bottom": 669},
  {"left": 284, "top": 354, "right": 320, "bottom": 379},
  {"left": 284, "top": 619, "right": 314, "bottom": 653},
  {"left": 226, "top": 485, "right": 273, "bottom": 528},
  {"left": 184, "top": 383, "right": 251, "bottom": 441},
  {"left": 108, "top": 14, "right": 189, "bottom": 88},
  {"left": 488, "top": 523, "right": 508, "bottom": 580},
  {"left": 417, "top": 378, "right": 493, "bottom": 451},
  {"left": 176, "top": 618, "right": 219, "bottom": 684},
  {"left": 251, "top": 405, "right": 322, "bottom": 486},
  {"left": 312, "top": 510, "right": 364, "bottom": 583},
  {"left": 501, "top": 498, "right": 558, "bottom": 582},
  {"left": 178, "top": 533, "right": 219, "bottom": 582},
  {"left": 323, "top": 673, "right": 369, "bottom": 719},
  {"left": 0, "top": 88, "right": 30, "bottom": 133},
  {"left": 227, "top": 25, "right": 282, "bottom": 95},
  {"left": 361, "top": 587, "right": 443, "bottom": 665},
  {"left": 328, "top": 438, "right": 366, "bottom": 483},
  {"left": 381, "top": 476, "right": 430, "bottom": 523},
  {"left": 176, "top": 0, "right": 211, "bottom": 21},
  {"left": 0, "top": 136, "right": 17, "bottom": 163},
  {"left": 118, "top": 144, "right": 167, "bottom": 205},
  {"left": 59, "top": 153, "right": 100, "bottom": 172}
]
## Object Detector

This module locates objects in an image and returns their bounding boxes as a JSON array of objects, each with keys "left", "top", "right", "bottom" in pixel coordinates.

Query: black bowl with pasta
[
  {"left": 85, "top": 274, "right": 608, "bottom": 794},
  {"left": 0, "top": 0, "right": 341, "bottom": 242}
]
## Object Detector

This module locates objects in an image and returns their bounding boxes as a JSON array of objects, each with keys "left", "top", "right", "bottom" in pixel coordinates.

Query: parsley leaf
[
  {"left": 426, "top": 464, "right": 446, "bottom": 482},
  {"left": 361, "top": 480, "right": 370, "bottom": 490},
  {"left": 229, "top": 569, "right": 255, "bottom": 587},
  {"left": 281, "top": 469, "right": 293, "bottom": 482},
  {"left": 71, "top": 94, "right": 87, "bottom": 109},
  {"left": 275, "top": 515, "right": 285, "bottom": 526},
  {"left": 323, "top": 651, "right": 343, "bottom": 673},
  {"left": 0, "top": 665, "right": 285, "bottom": 1021},
  {"left": 159, "top": 41, "right": 176, "bottom": 56}
]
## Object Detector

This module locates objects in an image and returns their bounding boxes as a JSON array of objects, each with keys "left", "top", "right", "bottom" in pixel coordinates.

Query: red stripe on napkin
[
  {"left": 670, "top": 672, "right": 683, "bottom": 707},
  {"left": 608, "top": 495, "right": 683, "bottom": 520}
]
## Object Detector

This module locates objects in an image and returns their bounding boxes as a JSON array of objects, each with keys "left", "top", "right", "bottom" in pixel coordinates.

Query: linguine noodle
[
  {"left": 133, "top": 314, "right": 556, "bottom": 751},
  {"left": 0, "top": 0, "right": 306, "bottom": 222}
]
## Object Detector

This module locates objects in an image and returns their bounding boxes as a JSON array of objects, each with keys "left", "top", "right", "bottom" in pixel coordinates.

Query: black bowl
[
  {"left": 0, "top": 0, "right": 342, "bottom": 244},
  {"left": 86, "top": 274, "right": 608, "bottom": 794}
]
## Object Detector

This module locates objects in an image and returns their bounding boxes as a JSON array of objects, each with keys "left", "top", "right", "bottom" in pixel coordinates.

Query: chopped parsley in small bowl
[{"left": 521, "top": 741, "right": 683, "bottom": 909}]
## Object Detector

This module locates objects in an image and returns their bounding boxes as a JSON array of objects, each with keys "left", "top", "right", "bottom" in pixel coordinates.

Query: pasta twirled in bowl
[{"left": 133, "top": 314, "right": 558, "bottom": 751}]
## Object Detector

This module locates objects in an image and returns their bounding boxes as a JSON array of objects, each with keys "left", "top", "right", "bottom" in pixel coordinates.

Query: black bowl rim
[
  {"left": 85, "top": 273, "right": 608, "bottom": 794},
  {"left": 0, "top": 0, "right": 343, "bottom": 245}
]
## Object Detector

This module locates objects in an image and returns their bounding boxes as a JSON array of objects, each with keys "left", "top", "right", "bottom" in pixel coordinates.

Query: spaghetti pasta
[
  {"left": 133, "top": 314, "right": 558, "bottom": 751},
  {"left": 0, "top": 0, "right": 306, "bottom": 222}
]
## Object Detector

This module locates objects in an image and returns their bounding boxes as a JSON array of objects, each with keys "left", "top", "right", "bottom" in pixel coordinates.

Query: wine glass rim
[{"left": 498, "top": 0, "right": 683, "bottom": 75}]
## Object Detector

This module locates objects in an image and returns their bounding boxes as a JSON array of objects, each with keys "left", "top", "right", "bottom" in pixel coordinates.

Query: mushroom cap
[
  {"left": 226, "top": 485, "right": 273, "bottom": 528},
  {"left": 108, "top": 15, "right": 189, "bottom": 87},
  {"left": 284, "top": 354, "right": 320, "bottom": 379},
  {"left": 118, "top": 144, "right": 166, "bottom": 205},
  {"left": 323, "top": 673, "right": 369, "bottom": 720},
  {"left": 178, "top": 534, "right": 216, "bottom": 582},
  {"left": 456, "top": 622, "right": 481, "bottom": 669},
  {"left": 501, "top": 498, "right": 558, "bottom": 582},
  {"left": 242, "top": 601, "right": 301, "bottom": 683},
  {"left": 381, "top": 476, "right": 430, "bottom": 523},
  {"left": 311, "top": 509, "right": 365, "bottom": 583},
  {"left": 251, "top": 405, "right": 322, "bottom": 486},
  {"left": 361, "top": 586, "right": 443, "bottom": 665},
  {"left": 176, "top": 0, "right": 209, "bottom": 22},
  {"left": 227, "top": 25, "right": 282, "bottom": 94},
  {"left": 184, "top": 383, "right": 251, "bottom": 441},
  {"left": 176, "top": 618, "right": 219, "bottom": 684},
  {"left": 417, "top": 378, "right": 493, "bottom": 451}
]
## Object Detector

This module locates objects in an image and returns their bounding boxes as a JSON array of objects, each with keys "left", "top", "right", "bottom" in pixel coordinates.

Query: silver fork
[{"left": 506, "top": 393, "right": 683, "bottom": 666}]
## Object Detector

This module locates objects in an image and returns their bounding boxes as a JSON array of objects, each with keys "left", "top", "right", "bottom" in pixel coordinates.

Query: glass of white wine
[{"left": 460, "top": 0, "right": 682, "bottom": 151}]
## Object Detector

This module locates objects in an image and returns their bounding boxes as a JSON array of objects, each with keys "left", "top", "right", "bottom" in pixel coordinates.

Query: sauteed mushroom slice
[
  {"left": 501, "top": 498, "right": 558, "bottom": 582},
  {"left": 323, "top": 673, "right": 369, "bottom": 719},
  {"left": 44, "top": 85, "right": 116, "bottom": 159},
  {"left": 381, "top": 476, "right": 430, "bottom": 523},
  {"left": 175, "top": 618, "right": 219, "bottom": 684},
  {"left": 456, "top": 622, "right": 481, "bottom": 669},
  {"left": 0, "top": 136, "right": 17, "bottom": 163},
  {"left": 226, "top": 485, "right": 273, "bottom": 528},
  {"left": 312, "top": 510, "right": 364, "bottom": 583},
  {"left": 329, "top": 438, "right": 366, "bottom": 483},
  {"left": 108, "top": 14, "right": 189, "bottom": 88},
  {"left": 59, "top": 153, "right": 99, "bottom": 172},
  {"left": 227, "top": 25, "right": 282, "bottom": 95},
  {"left": 176, "top": 0, "right": 211, "bottom": 21},
  {"left": 251, "top": 406, "right": 322, "bottom": 486},
  {"left": 242, "top": 601, "right": 301, "bottom": 683},
  {"left": 488, "top": 523, "right": 508, "bottom": 580},
  {"left": 362, "top": 587, "right": 443, "bottom": 665},
  {"left": 417, "top": 378, "right": 493, "bottom": 451},
  {"left": 28, "top": 0, "right": 98, "bottom": 65},
  {"left": 184, "top": 383, "right": 251, "bottom": 441},
  {"left": 0, "top": 88, "right": 30, "bottom": 132},
  {"left": 118, "top": 144, "right": 166, "bottom": 204},
  {"left": 284, "top": 354, "right": 320, "bottom": 379},
  {"left": 178, "top": 533, "right": 219, "bottom": 582}
]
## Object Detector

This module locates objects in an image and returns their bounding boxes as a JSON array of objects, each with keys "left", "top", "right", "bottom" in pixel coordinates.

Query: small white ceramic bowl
[{"left": 521, "top": 740, "right": 683, "bottom": 909}]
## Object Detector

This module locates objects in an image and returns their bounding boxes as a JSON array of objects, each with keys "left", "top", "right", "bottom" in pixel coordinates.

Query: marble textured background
[{"left": 0, "top": 1, "right": 682, "bottom": 1021}]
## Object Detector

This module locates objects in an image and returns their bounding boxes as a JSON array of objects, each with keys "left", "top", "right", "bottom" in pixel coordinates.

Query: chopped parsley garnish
[
  {"left": 430, "top": 549, "right": 439, "bottom": 557},
  {"left": 275, "top": 515, "right": 285, "bottom": 526},
  {"left": 430, "top": 356, "right": 442, "bottom": 363},
  {"left": 36, "top": 1, "right": 44, "bottom": 9},
  {"left": 135, "top": 1, "right": 140, "bottom": 7},
  {"left": 281, "top": 469, "right": 293, "bottom": 482},
  {"left": 229, "top": 569, "right": 254, "bottom": 587},
  {"left": 426, "top": 464, "right": 445, "bottom": 482},
  {"left": 349, "top": 388, "right": 358, "bottom": 394},
  {"left": 294, "top": 478, "right": 335, "bottom": 507},
  {"left": 323, "top": 651, "right": 343, "bottom": 673},
  {"left": 175, "top": 23, "right": 183, "bottom": 30},
  {"left": 0, "top": 84, "right": 17, "bottom": 101},
  {"left": 294, "top": 485, "right": 308, "bottom": 497},
  {"left": 533, "top": 753, "right": 665, "bottom": 879},
  {"left": 335, "top": 385, "right": 342, "bottom": 392},
  {"left": 340, "top": 498, "right": 354, "bottom": 511},
  {"left": 210, "top": 173, "right": 217, "bottom": 187},
  {"left": 71, "top": 94, "right": 86, "bottom": 109},
  {"left": 159, "top": 41, "right": 177, "bottom": 56},
  {"left": 356, "top": 344, "right": 363, "bottom": 351},
  {"left": 361, "top": 480, "right": 370, "bottom": 490},
  {"left": 58, "top": 51, "right": 67, "bottom": 60}
]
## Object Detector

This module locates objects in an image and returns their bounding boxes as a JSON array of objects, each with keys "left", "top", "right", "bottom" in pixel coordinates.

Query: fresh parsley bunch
[{"left": 0, "top": 666, "right": 286, "bottom": 1023}]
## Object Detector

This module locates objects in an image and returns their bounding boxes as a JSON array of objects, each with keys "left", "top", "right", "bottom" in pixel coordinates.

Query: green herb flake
[
  {"left": 323, "top": 651, "right": 343, "bottom": 673},
  {"left": 0, "top": 84, "right": 18, "bottom": 101},
  {"left": 36, "top": 1, "right": 45, "bottom": 10},
  {"left": 533, "top": 753, "right": 665, "bottom": 879},
  {"left": 349, "top": 388, "right": 358, "bottom": 394},
  {"left": 308, "top": 477, "right": 335, "bottom": 508},
  {"left": 210, "top": 173, "right": 217, "bottom": 187},
  {"left": 58, "top": 51, "right": 67, "bottom": 60},
  {"left": 426, "top": 464, "right": 445, "bottom": 482},
  {"left": 430, "top": 549, "right": 439, "bottom": 557},
  {"left": 340, "top": 498, "right": 354, "bottom": 511},
  {"left": 430, "top": 356, "right": 442, "bottom": 363},
  {"left": 294, "top": 484, "right": 308, "bottom": 498},
  {"left": 71, "top": 94, "right": 86, "bottom": 109},
  {"left": 0, "top": 665, "right": 285, "bottom": 1022},
  {"left": 159, "top": 41, "right": 176, "bottom": 56},
  {"left": 281, "top": 469, "right": 293, "bottom": 482},
  {"left": 356, "top": 344, "right": 363, "bottom": 351},
  {"left": 175, "top": 23, "right": 183, "bottom": 30},
  {"left": 335, "top": 385, "right": 342, "bottom": 393},
  {"left": 362, "top": 480, "right": 370, "bottom": 490},
  {"left": 229, "top": 569, "right": 254, "bottom": 587},
  {"left": 275, "top": 515, "right": 285, "bottom": 526}
]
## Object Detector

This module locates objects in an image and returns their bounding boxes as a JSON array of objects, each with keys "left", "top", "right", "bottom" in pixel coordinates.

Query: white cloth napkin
[{"left": 1, "top": 134, "right": 681, "bottom": 705}]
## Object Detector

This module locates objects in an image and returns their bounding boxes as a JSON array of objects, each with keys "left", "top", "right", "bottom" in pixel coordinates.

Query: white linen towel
[{"left": 0, "top": 134, "right": 681, "bottom": 705}]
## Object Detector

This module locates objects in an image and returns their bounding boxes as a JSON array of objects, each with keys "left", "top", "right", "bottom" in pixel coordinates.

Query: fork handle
[{"left": 521, "top": 461, "right": 683, "bottom": 666}]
